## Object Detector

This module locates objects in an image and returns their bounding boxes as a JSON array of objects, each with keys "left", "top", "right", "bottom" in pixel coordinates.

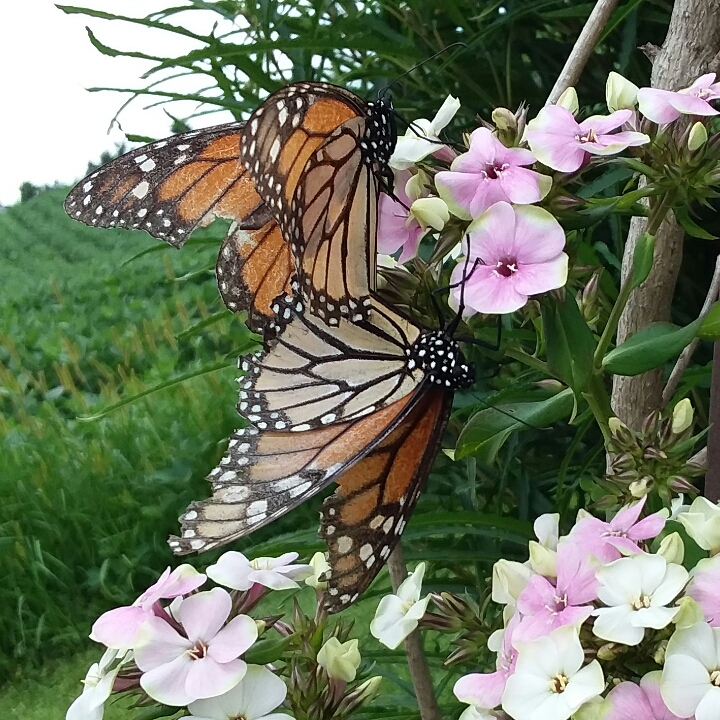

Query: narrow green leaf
[
  {"left": 244, "top": 635, "right": 294, "bottom": 665},
  {"left": 175, "top": 310, "right": 232, "bottom": 342},
  {"left": 77, "top": 360, "right": 236, "bottom": 421},
  {"left": 603, "top": 320, "right": 702, "bottom": 375},
  {"left": 455, "top": 389, "right": 575, "bottom": 462},
  {"left": 630, "top": 233, "right": 655, "bottom": 290},
  {"left": 542, "top": 294, "right": 596, "bottom": 394},
  {"left": 698, "top": 301, "right": 720, "bottom": 340},
  {"left": 675, "top": 208, "right": 717, "bottom": 239}
]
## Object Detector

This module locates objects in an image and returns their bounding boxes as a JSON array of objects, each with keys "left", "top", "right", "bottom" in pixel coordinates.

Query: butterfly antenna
[
  {"left": 446, "top": 235, "right": 475, "bottom": 336},
  {"left": 379, "top": 43, "right": 467, "bottom": 99}
]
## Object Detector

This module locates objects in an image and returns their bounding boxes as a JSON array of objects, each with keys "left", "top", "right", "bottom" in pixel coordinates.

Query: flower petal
[
  {"left": 466, "top": 201, "right": 517, "bottom": 264},
  {"left": 512, "top": 254, "right": 568, "bottom": 297},
  {"left": 497, "top": 166, "right": 547, "bottom": 205},
  {"left": 661, "top": 654, "right": 711, "bottom": 717},
  {"left": 461, "top": 265, "right": 529, "bottom": 315},
  {"left": 511, "top": 205, "right": 567, "bottom": 263},
  {"left": 455, "top": 670, "right": 508, "bottom": 709},
  {"left": 695, "top": 686, "right": 720, "bottom": 720},
  {"left": 90, "top": 606, "right": 149, "bottom": 649},
  {"left": 592, "top": 605, "right": 644, "bottom": 645},
  {"left": 135, "top": 616, "right": 190, "bottom": 671},
  {"left": 140, "top": 653, "right": 193, "bottom": 706},
  {"left": 208, "top": 614, "right": 258, "bottom": 663},
  {"left": 431, "top": 95, "right": 461, "bottom": 133},
  {"left": 579, "top": 110, "right": 632, "bottom": 135},
  {"left": 207, "top": 552, "right": 253, "bottom": 591},
  {"left": 180, "top": 588, "right": 232, "bottom": 643},
  {"left": 248, "top": 569, "right": 300, "bottom": 590},
  {"left": 185, "top": 657, "right": 248, "bottom": 701}
]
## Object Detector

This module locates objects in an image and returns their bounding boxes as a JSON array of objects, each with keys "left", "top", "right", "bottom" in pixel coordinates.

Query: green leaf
[
  {"left": 77, "top": 360, "right": 236, "bottom": 421},
  {"left": 676, "top": 208, "right": 717, "bottom": 239},
  {"left": 455, "top": 389, "right": 575, "bottom": 462},
  {"left": 630, "top": 233, "right": 655, "bottom": 289},
  {"left": 603, "top": 320, "right": 702, "bottom": 375},
  {"left": 542, "top": 294, "right": 596, "bottom": 394},
  {"left": 698, "top": 301, "right": 720, "bottom": 340},
  {"left": 244, "top": 635, "right": 294, "bottom": 665}
]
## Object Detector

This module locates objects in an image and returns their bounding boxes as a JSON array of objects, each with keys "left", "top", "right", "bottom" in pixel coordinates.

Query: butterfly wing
[
  {"left": 169, "top": 389, "right": 419, "bottom": 554},
  {"left": 320, "top": 387, "right": 451, "bottom": 612},
  {"left": 241, "top": 82, "right": 395, "bottom": 325},
  {"left": 237, "top": 298, "right": 423, "bottom": 430},
  {"left": 64, "top": 124, "right": 296, "bottom": 337}
]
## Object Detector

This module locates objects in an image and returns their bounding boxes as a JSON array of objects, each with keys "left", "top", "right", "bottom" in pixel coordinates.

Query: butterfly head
[{"left": 410, "top": 330, "right": 474, "bottom": 390}]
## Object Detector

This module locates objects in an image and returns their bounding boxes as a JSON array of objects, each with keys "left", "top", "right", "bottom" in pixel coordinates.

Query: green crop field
[{"left": 0, "top": 188, "right": 324, "bottom": 679}]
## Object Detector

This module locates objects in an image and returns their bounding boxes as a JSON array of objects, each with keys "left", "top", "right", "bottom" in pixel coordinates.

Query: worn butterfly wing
[
  {"left": 64, "top": 123, "right": 297, "bottom": 337},
  {"left": 320, "top": 387, "right": 452, "bottom": 611},
  {"left": 240, "top": 82, "right": 396, "bottom": 325},
  {"left": 168, "top": 389, "right": 419, "bottom": 554}
]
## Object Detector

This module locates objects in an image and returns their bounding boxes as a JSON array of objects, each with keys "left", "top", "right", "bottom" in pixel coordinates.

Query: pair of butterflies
[{"left": 65, "top": 81, "right": 474, "bottom": 611}]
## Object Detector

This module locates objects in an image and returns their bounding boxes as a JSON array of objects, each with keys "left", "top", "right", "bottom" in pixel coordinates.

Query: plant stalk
[{"left": 387, "top": 547, "right": 442, "bottom": 720}]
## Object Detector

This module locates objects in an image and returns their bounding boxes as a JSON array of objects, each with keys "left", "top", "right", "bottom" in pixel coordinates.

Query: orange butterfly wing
[
  {"left": 64, "top": 124, "right": 295, "bottom": 337},
  {"left": 320, "top": 387, "right": 452, "bottom": 612}
]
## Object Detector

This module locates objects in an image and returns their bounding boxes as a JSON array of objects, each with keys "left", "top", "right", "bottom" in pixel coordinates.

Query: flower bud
[
  {"left": 677, "top": 496, "right": 720, "bottom": 554},
  {"left": 255, "top": 619, "right": 267, "bottom": 635},
  {"left": 610, "top": 452, "right": 635, "bottom": 473},
  {"left": 629, "top": 476, "right": 653, "bottom": 498},
  {"left": 338, "top": 676, "right": 383, "bottom": 714},
  {"left": 642, "top": 409, "right": 661, "bottom": 438},
  {"left": 305, "top": 551, "right": 331, "bottom": 590},
  {"left": 597, "top": 642, "right": 623, "bottom": 661},
  {"left": 653, "top": 639, "right": 668, "bottom": 665},
  {"left": 317, "top": 637, "right": 361, "bottom": 682},
  {"left": 688, "top": 122, "right": 709, "bottom": 152},
  {"left": 673, "top": 596, "right": 705, "bottom": 629},
  {"left": 672, "top": 398, "right": 695, "bottom": 434},
  {"left": 491, "top": 559, "right": 533, "bottom": 606},
  {"left": 492, "top": 107, "right": 517, "bottom": 132},
  {"left": 410, "top": 197, "right": 449, "bottom": 232},
  {"left": 528, "top": 541, "right": 557, "bottom": 577},
  {"left": 608, "top": 417, "right": 634, "bottom": 447},
  {"left": 556, "top": 87, "right": 579, "bottom": 114},
  {"left": 534, "top": 379, "right": 566, "bottom": 392},
  {"left": 606, "top": 72, "right": 639, "bottom": 112},
  {"left": 643, "top": 446, "right": 667, "bottom": 461},
  {"left": 656, "top": 531, "right": 685, "bottom": 564}
]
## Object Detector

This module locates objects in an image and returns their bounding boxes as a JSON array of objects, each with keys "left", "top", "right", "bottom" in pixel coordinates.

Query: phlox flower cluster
[
  {"left": 379, "top": 72, "right": 720, "bottom": 318},
  {"left": 446, "top": 495, "right": 720, "bottom": 720},
  {"left": 67, "top": 551, "right": 346, "bottom": 720}
]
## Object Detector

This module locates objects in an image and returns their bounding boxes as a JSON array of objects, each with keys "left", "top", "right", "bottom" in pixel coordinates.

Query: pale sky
[{"left": 0, "top": 1, "right": 239, "bottom": 206}]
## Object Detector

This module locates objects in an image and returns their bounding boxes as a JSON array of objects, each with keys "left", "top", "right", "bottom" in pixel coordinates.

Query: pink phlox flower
[
  {"left": 638, "top": 73, "right": 720, "bottom": 124},
  {"left": 450, "top": 201, "right": 568, "bottom": 315},
  {"left": 525, "top": 105, "right": 649, "bottom": 172},
  {"left": 91, "top": 564, "right": 206, "bottom": 650},
  {"left": 514, "top": 542, "right": 598, "bottom": 643},
  {"left": 686, "top": 555, "right": 720, "bottom": 627},
  {"left": 606, "top": 672, "right": 686, "bottom": 720},
  {"left": 377, "top": 170, "right": 427, "bottom": 262},
  {"left": 135, "top": 587, "right": 258, "bottom": 707},
  {"left": 566, "top": 497, "right": 666, "bottom": 563},
  {"left": 435, "top": 127, "right": 551, "bottom": 220},
  {"left": 454, "top": 613, "right": 521, "bottom": 710}
]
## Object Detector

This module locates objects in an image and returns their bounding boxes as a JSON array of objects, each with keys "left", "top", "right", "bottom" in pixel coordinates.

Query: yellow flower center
[
  {"left": 631, "top": 594, "right": 652, "bottom": 610},
  {"left": 710, "top": 669, "right": 720, "bottom": 687},
  {"left": 550, "top": 674, "right": 570, "bottom": 693}
]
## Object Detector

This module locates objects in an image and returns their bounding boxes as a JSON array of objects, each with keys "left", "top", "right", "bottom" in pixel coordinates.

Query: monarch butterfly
[
  {"left": 64, "top": 81, "right": 396, "bottom": 335},
  {"left": 65, "top": 79, "right": 472, "bottom": 612},
  {"left": 169, "top": 285, "right": 475, "bottom": 612}
]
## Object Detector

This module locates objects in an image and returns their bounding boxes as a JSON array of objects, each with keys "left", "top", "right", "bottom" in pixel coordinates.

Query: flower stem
[
  {"left": 504, "top": 346, "right": 550, "bottom": 375},
  {"left": 582, "top": 374, "right": 613, "bottom": 442},
  {"left": 593, "top": 191, "right": 675, "bottom": 369}
]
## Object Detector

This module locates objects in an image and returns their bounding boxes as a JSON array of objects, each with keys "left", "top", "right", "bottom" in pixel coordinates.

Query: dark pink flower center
[
  {"left": 187, "top": 640, "right": 208, "bottom": 660},
  {"left": 544, "top": 592, "right": 568, "bottom": 616},
  {"left": 483, "top": 162, "right": 510, "bottom": 179},
  {"left": 493, "top": 258, "right": 518, "bottom": 278},
  {"left": 576, "top": 128, "right": 599, "bottom": 144}
]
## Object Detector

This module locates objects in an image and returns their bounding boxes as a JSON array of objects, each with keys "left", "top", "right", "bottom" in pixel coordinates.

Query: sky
[{"left": 0, "top": 1, "right": 239, "bottom": 206}]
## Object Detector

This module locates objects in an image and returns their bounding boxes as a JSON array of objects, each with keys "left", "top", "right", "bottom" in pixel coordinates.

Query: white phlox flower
[
  {"left": 66, "top": 648, "right": 131, "bottom": 720},
  {"left": 661, "top": 621, "right": 720, "bottom": 720},
  {"left": 676, "top": 497, "right": 720, "bottom": 554},
  {"left": 305, "top": 551, "right": 331, "bottom": 590},
  {"left": 592, "top": 552, "right": 689, "bottom": 646},
  {"left": 389, "top": 95, "right": 460, "bottom": 170},
  {"left": 370, "top": 562, "right": 430, "bottom": 649},
  {"left": 317, "top": 637, "right": 361, "bottom": 682},
  {"left": 187, "top": 664, "right": 293, "bottom": 720},
  {"left": 502, "top": 625, "right": 605, "bottom": 720},
  {"left": 207, "top": 551, "right": 313, "bottom": 591}
]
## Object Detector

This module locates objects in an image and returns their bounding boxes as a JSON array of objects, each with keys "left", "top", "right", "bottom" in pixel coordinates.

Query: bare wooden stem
[
  {"left": 662, "top": 254, "right": 720, "bottom": 407},
  {"left": 387, "top": 546, "right": 441, "bottom": 720},
  {"left": 611, "top": 0, "right": 720, "bottom": 430},
  {"left": 546, "top": 0, "right": 621, "bottom": 104}
]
